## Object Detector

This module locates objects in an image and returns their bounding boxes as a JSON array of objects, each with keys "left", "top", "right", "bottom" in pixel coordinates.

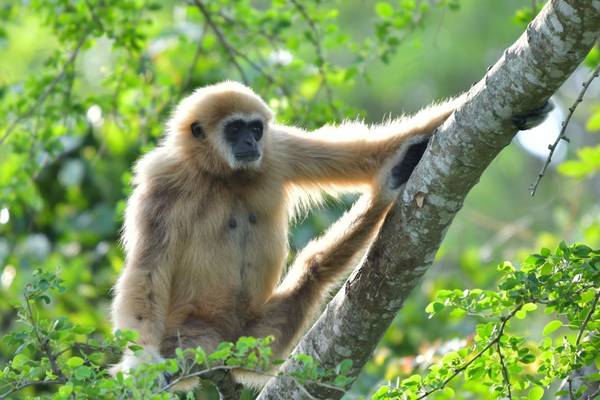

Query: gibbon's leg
[
  {"left": 160, "top": 318, "right": 225, "bottom": 357},
  {"left": 248, "top": 136, "right": 431, "bottom": 357}
]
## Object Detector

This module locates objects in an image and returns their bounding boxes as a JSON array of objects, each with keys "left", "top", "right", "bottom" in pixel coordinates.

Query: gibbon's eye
[
  {"left": 227, "top": 120, "right": 244, "bottom": 133},
  {"left": 191, "top": 121, "right": 204, "bottom": 138},
  {"left": 249, "top": 121, "right": 263, "bottom": 141}
]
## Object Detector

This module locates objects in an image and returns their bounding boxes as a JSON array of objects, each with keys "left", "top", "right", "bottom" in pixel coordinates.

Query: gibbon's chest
[{"left": 170, "top": 179, "right": 288, "bottom": 314}]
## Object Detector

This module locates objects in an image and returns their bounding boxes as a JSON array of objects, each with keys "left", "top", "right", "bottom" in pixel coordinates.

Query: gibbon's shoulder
[{"left": 131, "top": 145, "right": 182, "bottom": 186}]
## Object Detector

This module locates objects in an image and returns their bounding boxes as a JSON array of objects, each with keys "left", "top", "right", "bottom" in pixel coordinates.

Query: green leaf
[
  {"left": 584, "top": 46, "right": 600, "bottom": 68},
  {"left": 425, "top": 301, "right": 445, "bottom": 315},
  {"left": 73, "top": 325, "right": 95, "bottom": 335},
  {"left": 580, "top": 289, "right": 596, "bottom": 303},
  {"left": 195, "top": 347, "right": 206, "bottom": 365},
  {"left": 333, "top": 375, "right": 351, "bottom": 387},
  {"left": 11, "top": 354, "right": 29, "bottom": 371},
  {"left": 587, "top": 109, "right": 600, "bottom": 132},
  {"left": 573, "top": 244, "right": 592, "bottom": 257},
  {"left": 58, "top": 384, "right": 73, "bottom": 397},
  {"left": 73, "top": 365, "right": 92, "bottom": 380},
  {"left": 520, "top": 353, "right": 536, "bottom": 364},
  {"left": 66, "top": 356, "right": 84, "bottom": 368},
  {"left": 558, "top": 160, "right": 594, "bottom": 178},
  {"left": 336, "top": 359, "right": 353, "bottom": 375},
  {"left": 402, "top": 374, "right": 422, "bottom": 386},
  {"left": 375, "top": 2, "right": 394, "bottom": 18},
  {"left": 543, "top": 320, "right": 563, "bottom": 336},
  {"left": 529, "top": 386, "right": 544, "bottom": 400}
]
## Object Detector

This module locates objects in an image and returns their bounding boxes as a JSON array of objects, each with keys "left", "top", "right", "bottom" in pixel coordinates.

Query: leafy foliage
[
  {"left": 1, "top": 0, "right": 600, "bottom": 399},
  {"left": 2, "top": 243, "right": 598, "bottom": 399},
  {"left": 0, "top": 269, "right": 354, "bottom": 399},
  {"left": 373, "top": 243, "right": 600, "bottom": 399}
]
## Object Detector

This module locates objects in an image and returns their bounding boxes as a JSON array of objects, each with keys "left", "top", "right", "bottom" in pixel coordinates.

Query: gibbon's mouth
[{"left": 235, "top": 152, "right": 260, "bottom": 162}]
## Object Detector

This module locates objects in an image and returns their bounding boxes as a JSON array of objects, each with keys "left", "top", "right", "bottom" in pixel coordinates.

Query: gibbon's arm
[
  {"left": 274, "top": 97, "right": 461, "bottom": 187},
  {"left": 111, "top": 189, "right": 174, "bottom": 372},
  {"left": 247, "top": 137, "right": 429, "bottom": 356}
]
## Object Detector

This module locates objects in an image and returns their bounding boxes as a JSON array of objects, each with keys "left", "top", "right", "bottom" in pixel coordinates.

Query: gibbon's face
[
  {"left": 220, "top": 115, "right": 265, "bottom": 165},
  {"left": 188, "top": 113, "right": 267, "bottom": 170},
  {"left": 170, "top": 82, "right": 273, "bottom": 173},
  {"left": 223, "top": 117, "right": 264, "bottom": 162}
]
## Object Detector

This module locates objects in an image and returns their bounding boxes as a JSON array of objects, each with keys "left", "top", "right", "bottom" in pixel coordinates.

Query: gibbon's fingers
[
  {"left": 390, "top": 135, "right": 431, "bottom": 189},
  {"left": 512, "top": 100, "right": 555, "bottom": 131}
]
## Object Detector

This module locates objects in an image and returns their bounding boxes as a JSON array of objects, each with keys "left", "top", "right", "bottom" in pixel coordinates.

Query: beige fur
[{"left": 110, "top": 81, "right": 460, "bottom": 384}]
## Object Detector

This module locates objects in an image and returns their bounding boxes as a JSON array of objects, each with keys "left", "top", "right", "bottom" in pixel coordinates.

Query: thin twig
[
  {"left": 557, "top": 289, "right": 599, "bottom": 399},
  {"left": 160, "top": 364, "right": 232, "bottom": 392},
  {"left": 205, "top": 9, "right": 294, "bottom": 100},
  {"left": 496, "top": 340, "right": 513, "bottom": 399},
  {"left": 180, "top": 28, "right": 206, "bottom": 95},
  {"left": 568, "top": 376, "right": 575, "bottom": 400},
  {"left": 0, "top": 32, "right": 89, "bottom": 145},
  {"left": 192, "top": 0, "right": 249, "bottom": 84},
  {"left": 289, "top": 0, "right": 340, "bottom": 118},
  {"left": 217, "top": 10, "right": 281, "bottom": 51},
  {"left": 530, "top": 63, "right": 600, "bottom": 196},
  {"left": 585, "top": 387, "right": 600, "bottom": 400},
  {"left": 575, "top": 289, "right": 600, "bottom": 347},
  {"left": 0, "top": 379, "right": 63, "bottom": 399},
  {"left": 189, "top": 1, "right": 297, "bottom": 112},
  {"left": 159, "top": 362, "right": 346, "bottom": 397},
  {"left": 24, "top": 297, "right": 63, "bottom": 381},
  {"left": 415, "top": 307, "right": 520, "bottom": 399}
]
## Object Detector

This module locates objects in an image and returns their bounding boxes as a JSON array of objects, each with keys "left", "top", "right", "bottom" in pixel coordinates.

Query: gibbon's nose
[{"left": 235, "top": 134, "right": 260, "bottom": 161}]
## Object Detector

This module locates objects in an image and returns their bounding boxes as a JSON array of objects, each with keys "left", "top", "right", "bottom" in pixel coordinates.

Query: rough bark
[
  {"left": 257, "top": 1, "right": 600, "bottom": 399},
  {"left": 557, "top": 364, "right": 600, "bottom": 400}
]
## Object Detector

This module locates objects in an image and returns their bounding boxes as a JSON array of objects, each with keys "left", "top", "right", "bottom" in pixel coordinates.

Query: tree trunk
[{"left": 257, "top": 1, "right": 600, "bottom": 399}]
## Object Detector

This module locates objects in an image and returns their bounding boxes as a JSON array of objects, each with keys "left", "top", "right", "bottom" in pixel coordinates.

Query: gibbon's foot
[
  {"left": 390, "top": 136, "right": 431, "bottom": 189},
  {"left": 512, "top": 100, "right": 554, "bottom": 131},
  {"left": 111, "top": 349, "right": 175, "bottom": 390}
]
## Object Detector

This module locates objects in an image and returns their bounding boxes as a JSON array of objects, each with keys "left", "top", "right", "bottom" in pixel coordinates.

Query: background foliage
[{"left": 0, "top": 0, "right": 599, "bottom": 399}]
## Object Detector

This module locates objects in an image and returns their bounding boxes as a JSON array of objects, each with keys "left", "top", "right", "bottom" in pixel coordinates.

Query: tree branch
[
  {"left": 529, "top": 62, "right": 600, "bottom": 196},
  {"left": 257, "top": 1, "right": 600, "bottom": 398},
  {"left": 557, "top": 289, "right": 600, "bottom": 399},
  {"left": 192, "top": 0, "right": 249, "bottom": 84},
  {"left": 0, "top": 31, "right": 89, "bottom": 145}
]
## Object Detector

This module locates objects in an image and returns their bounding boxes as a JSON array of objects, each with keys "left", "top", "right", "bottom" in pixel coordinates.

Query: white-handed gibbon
[{"left": 110, "top": 81, "right": 550, "bottom": 384}]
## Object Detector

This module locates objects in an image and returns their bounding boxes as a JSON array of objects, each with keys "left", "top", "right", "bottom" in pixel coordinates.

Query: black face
[{"left": 224, "top": 118, "right": 263, "bottom": 162}]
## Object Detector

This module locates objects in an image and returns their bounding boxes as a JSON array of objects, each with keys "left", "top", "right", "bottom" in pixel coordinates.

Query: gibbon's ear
[{"left": 191, "top": 121, "right": 204, "bottom": 139}]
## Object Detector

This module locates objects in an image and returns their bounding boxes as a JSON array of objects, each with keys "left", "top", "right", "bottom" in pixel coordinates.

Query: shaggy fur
[{"left": 110, "top": 81, "right": 460, "bottom": 384}]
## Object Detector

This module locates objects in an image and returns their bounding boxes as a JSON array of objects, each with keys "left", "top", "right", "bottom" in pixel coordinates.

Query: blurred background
[{"left": 0, "top": 0, "right": 599, "bottom": 398}]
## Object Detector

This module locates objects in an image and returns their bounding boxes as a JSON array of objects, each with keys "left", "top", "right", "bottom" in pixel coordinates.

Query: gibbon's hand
[
  {"left": 512, "top": 100, "right": 555, "bottom": 131},
  {"left": 111, "top": 346, "right": 166, "bottom": 375},
  {"left": 390, "top": 136, "right": 431, "bottom": 189}
]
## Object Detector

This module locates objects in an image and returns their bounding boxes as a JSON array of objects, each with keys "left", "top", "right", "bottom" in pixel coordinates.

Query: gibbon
[
  {"left": 110, "top": 81, "right": 550, "bottom": 384},
  {"left": 110, "top": 81, "right": 460, "bottom": 378}
]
